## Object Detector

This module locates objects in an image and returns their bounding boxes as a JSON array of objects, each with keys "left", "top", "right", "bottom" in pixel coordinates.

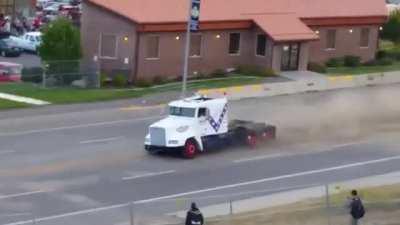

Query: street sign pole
[
  {"left": 181, "top": 0, "right": 192, "bottom": 99},
  {"left": 181, "top": 0, "right": 200, "bottom": 99}
]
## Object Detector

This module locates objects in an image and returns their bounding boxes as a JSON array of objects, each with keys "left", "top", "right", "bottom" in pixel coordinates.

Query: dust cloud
[{"left": 230, "top": 85, "right": 400, "bottom": 145}]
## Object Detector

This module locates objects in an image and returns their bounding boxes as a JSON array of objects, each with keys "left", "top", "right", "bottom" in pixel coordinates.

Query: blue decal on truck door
[{"left": 207, "top": 104, "right": 228, "bottom": 132}]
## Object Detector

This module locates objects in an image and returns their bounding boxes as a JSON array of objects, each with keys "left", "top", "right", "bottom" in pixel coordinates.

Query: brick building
[{"left": 81, "top": 0, "right": 387, "bottom": 82}]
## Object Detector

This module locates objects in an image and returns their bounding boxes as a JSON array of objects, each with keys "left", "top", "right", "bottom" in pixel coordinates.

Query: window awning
[{"left": 252, "top": 14, "right": 319, "bottom": 42}]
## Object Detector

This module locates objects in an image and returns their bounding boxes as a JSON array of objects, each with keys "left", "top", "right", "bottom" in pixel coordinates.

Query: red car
[{"left": 0, "top": 62, "right": 23, "bottom": 82}]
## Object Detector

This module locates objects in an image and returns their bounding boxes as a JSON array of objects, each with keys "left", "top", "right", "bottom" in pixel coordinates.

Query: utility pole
[{"left": 181, "top": 0, "right": 201, "bottom": 98}]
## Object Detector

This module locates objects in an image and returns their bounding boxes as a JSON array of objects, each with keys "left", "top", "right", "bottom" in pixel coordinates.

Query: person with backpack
[
  {"left": 348, "top": 190, "right": 365, "bottom": 225},
  {"left": 185, "top": 202, "right": 204, "bottom": 225}
]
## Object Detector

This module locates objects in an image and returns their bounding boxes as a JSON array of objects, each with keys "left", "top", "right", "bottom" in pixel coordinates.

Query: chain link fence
[
  {"left": 4, "top": 174, "right": 400, "bottom": 225},
  {"left": 21, "top": 60, "right": 100, "bottom": 88}
]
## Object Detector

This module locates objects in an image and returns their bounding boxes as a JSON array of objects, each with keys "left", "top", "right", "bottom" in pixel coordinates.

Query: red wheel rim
[
  {"left": 184, "top": 142, "right": 196, "bottom": 158},
  {"left": 262, "top": 131, "right": 270, "bottom": 140},
  {"left": 247, "top": 134, "right": 257, "bottom": 148}
]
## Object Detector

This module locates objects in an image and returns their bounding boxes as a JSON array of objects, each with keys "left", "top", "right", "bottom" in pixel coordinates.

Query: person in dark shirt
[{"left": 185, "top": 202, "right": 204, "bottom": 225}]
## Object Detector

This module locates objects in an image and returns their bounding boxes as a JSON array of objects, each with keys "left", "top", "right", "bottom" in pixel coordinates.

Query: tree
[
  {"left": 381, "top": 10, "right": 400, "bottom": 43},
  {"left": 38, "top": 18, "right": 82, "bottom": 61},
  {"left": 38, "top": 18, "right": 83, "bottom": 86}
]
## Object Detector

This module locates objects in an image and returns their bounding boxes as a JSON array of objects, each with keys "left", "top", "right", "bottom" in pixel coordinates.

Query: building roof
[
  {"left": 87, "top": 0, "right": 387, "bottom": 41},
  {"left": 253, "top": 14, "right": 318, "bottom": 41}
]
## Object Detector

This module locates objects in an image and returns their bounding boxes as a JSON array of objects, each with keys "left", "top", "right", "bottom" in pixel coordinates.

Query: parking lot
[{"left": 0, "top": 52, "right": 41, "bottom": 68}]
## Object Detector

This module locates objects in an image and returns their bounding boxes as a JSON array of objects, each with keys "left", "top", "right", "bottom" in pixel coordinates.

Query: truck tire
[
  {"left": 182, "top": 139, "right": 198, "bottom": 159},
  {"left": 262, "top": 127, "right": 276, "bottom": 140},
  {"left": 246, "top": 132, "right": 258, "bottom": 148}
]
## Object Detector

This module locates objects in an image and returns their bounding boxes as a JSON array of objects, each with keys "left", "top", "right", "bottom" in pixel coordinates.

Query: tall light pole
[{"left": 181, "top": 0, "right": 200, "bottom": 99}]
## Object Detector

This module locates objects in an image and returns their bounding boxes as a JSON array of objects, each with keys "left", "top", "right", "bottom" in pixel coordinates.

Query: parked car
[
  {"left": 0, "top": 62, "right": 23, "bottom": 82},
  {"left": 0, "top": 38, "right": 22, "bottom": 57},
  {"left": 10, "top": 32, "right": 42, "bottom": 53}
]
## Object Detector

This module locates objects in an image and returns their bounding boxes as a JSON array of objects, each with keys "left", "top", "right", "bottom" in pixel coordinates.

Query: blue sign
[{"left": 190, "top": 0, "right": 201, "bottom": 32}]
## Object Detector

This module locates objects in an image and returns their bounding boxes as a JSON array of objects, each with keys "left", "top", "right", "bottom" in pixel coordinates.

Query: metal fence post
[
  {"left": 229, "top": 199, "right": 233, "bottom": 215},
  {"left": 325, "top": 184, "right": 332, "bottom": 225},
  {"left": 42, "top": 66, "right": 46, "bottom": 89},
  {"left": 129, "top": 202, "right": 135, "bottom": 225}
]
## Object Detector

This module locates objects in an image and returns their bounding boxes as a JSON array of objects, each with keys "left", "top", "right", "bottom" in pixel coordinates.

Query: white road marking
[
  {"left": 135, "top": 155, "right": 400, "bottom": 204},
  {"left": 122, "top": 170, "right": 176, "bottom": 181},
  {"left": 0, "top": 190, "right": 49, "bottom": 200},
  {"left": 0, "top": 116, "right": 161, "bottom": 137},
  {"left": 0, "top": 93, "right": 50, "bottom": 105},
  {"left": 5, "top": 155, "right": 400, "bottom": 225},
  {"left": 0, "top": 213, "right": 32, "bottom": 218},
  {"left": 80, "top": 136, "right": 124, "bottom": 145},
  {"left": 332, "top": 141, "right": 367, "bottom": 149},
  {"left": 233, "top": 153, "right": 285, "bottom": 163},
  {"left": 0, "top": 150, "right": 15, "bottom": 155}
]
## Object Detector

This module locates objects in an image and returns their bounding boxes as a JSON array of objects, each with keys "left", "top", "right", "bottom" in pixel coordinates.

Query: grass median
[
  {"left": 0, "top": 99, "right": 29, "bottom": 110},
  {"left": 0, "top": 76, "right": 264, "bottom": 108},
  {"left": 208, "top": 184, "right": 400, "bottom": 225}
]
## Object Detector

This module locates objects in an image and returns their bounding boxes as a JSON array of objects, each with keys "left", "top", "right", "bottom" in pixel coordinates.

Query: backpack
[{"left": 351, "top": 198, "right": 365, "bottom": 219}]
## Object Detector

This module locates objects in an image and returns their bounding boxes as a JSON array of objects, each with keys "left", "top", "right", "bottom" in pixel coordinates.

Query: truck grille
[{"left": 150, "top": 127, "right": 166, "bottom": 146}]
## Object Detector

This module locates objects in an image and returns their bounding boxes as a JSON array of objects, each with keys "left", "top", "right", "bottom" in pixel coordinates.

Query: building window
[
  {"left": 229, "top": 33, "right": 241, "bottom": 55},
  {"left": 326, "top": 29, "right": 336, "bottom": 49},
  {"left": 256, "top": 34, "right": 266, "bottom": 56},
  {"left": 100, "top": 34, "right": 117, "bottom": 58},
  {"left": 146, "top": 36, "right": 160, "bottom": 59},
  {"left": 190, "top": 34, "right": 202, "bottom": 57},
  {"left": 360, "top": 28, "right": 370, "bottom": 48}
]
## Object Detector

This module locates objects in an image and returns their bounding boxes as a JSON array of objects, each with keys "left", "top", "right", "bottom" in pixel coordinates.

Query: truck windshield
[{"left": 169, "top": 107, "right": 196, "bottom": 117}]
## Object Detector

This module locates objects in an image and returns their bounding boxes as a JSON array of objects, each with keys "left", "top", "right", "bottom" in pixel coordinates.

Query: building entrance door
[{"left": 281, "top": 43, "right": 300, "bottom": 71}]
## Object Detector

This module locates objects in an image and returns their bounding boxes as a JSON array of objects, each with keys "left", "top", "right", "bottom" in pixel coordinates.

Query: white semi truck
[{"left": 144, "top": 96, "right": 276, "bottom": 158}]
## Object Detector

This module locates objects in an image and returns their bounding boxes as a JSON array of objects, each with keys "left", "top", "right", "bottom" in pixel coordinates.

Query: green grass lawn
[
  {"left": 0, "top": 99, "right": 29, "bottom": 110},
  {"left": 327, "top": 62, "right": 400, "bottom": 76},
  {"left": 0, "top": 76, "right": 264, "bottom": 107}
]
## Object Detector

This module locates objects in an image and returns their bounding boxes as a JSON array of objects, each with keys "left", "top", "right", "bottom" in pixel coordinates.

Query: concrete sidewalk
[{"left": 281, "top": 71, "right": 328, "bottom": 82}]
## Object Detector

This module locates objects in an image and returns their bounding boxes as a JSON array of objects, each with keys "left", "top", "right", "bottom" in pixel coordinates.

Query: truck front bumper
[{"left": 145, "top": 145, "right": 183, "bottom": 154}]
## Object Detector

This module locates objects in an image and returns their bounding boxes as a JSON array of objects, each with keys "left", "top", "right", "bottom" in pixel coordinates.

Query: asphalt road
[
  {"left": 0, "top": 53, "right": 41, "bottom": 68},
  {"left": 1, "top": 84, "right": 400, "bottom": 225}
]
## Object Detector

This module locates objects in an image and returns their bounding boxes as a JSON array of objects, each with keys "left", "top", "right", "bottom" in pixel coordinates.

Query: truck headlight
[{"left": 176, "top": 125, "right": 189, "bottom": 133}]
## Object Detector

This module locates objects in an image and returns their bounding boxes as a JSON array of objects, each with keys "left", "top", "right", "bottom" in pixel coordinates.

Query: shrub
[
  {"left": 343, "top": 55, "right": 361, "bottom": 67},
  {"left": 21, "top": 67, "right": 43, "bottom": 83},
  {"left": 264, "top": 68, "right": 277, "bottom": 76},
  {"left": 196, "top": 73, "right": 209, "bottom": 80},
  {"left": 363, "top": 59, "right": 378, "bottom": 67},
  {"left": 112, "top": 74, "right": 127, "bottom": 87},
  {"left": 325, "top": 57, "right": 344, "bottom": 67},
  {"left": 386, "top": 49, "right": 400, "bottom": 61},
  {"left": 377, "top": 57, "right": 394, "bottom": 66},
  {"left": 152, "top": 75, "right": 168, "bottom": 85},
  {"left": 100, "top": 73, "right": 110, "bottom": 87},
  {"left": 307, "top": 62, "right": 327, "bottom": 73},
  {"left": 237, "top": 65, "right": 276, "bottom": 77},
  {"left": 135, "top": 78, "right": 152, "bottom": 87},
  {"left": 210, "top": 69, "right": 227, "bottom": 77},
  {"left": 376, "top": 50, "right": 387, "bottom": 60}
]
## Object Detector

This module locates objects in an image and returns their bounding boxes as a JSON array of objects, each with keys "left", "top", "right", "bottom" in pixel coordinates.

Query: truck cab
[
  {"left": 145, "top": 96, "right": 228, "bottom": 158},
  {"left": 145, "top": 96, "right": 276, "bottom": 158}
]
